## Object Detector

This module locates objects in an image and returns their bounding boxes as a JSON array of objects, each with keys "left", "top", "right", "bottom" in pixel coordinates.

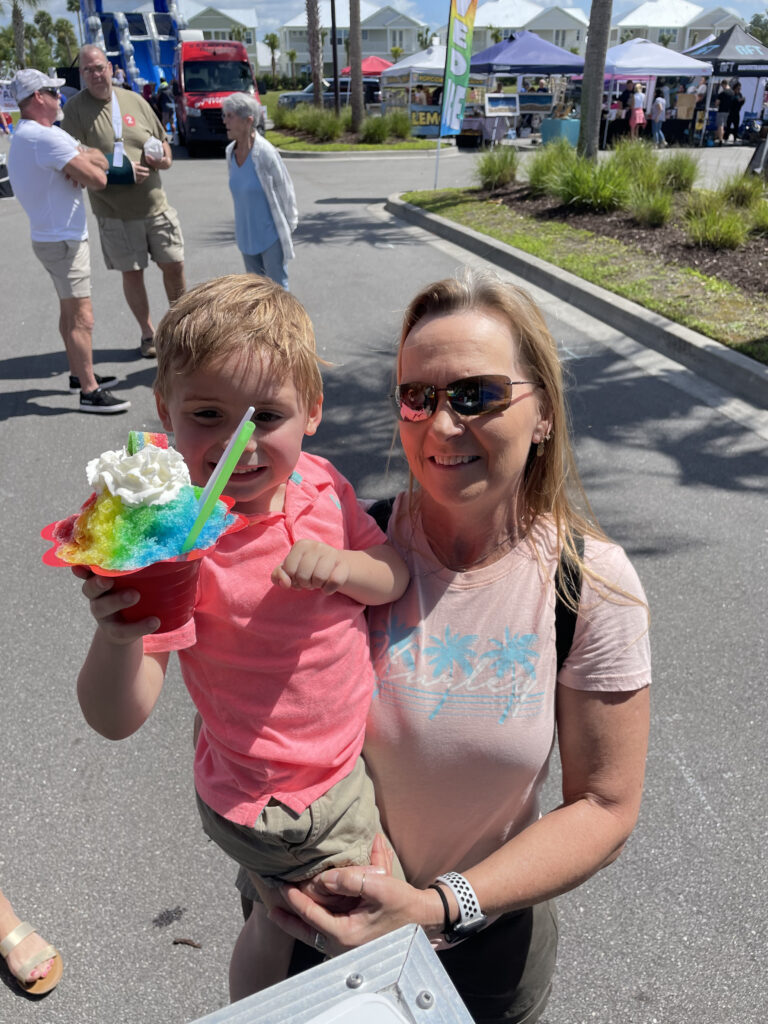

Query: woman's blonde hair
[
  {"left": 154, "top": 274, "right": 324, "bottom": 408},
  {"left": 397, "top": 270, "right": 609, "bottom": 591}
]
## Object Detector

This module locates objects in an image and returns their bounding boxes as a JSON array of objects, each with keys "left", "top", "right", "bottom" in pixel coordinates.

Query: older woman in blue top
[{"left": 221, "top": 93, "right": 298, "bottom": 289}]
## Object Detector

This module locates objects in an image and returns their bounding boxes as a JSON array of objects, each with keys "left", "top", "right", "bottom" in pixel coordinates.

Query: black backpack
[{"left": 367, "top": 498, "right": 583, "bottom": 673}]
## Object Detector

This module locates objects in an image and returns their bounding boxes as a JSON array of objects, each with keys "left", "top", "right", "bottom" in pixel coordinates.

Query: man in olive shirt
[{"left": 62, "top": 45, "right": 185, "bottom": 358}]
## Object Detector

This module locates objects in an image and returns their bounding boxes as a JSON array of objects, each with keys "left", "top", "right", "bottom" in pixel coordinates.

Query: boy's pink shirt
[{"left": 144, "top": 452, "right": 385, "bottom": 826}]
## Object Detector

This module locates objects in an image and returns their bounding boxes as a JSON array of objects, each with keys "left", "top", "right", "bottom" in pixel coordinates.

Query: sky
[{"left": 3, "top": 1, "right": 768, "bottom": 41}]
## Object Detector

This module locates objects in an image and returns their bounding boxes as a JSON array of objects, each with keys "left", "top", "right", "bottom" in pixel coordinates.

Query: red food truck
[{"left": 173, "top": 34, "right": 265, "bottom": 155}]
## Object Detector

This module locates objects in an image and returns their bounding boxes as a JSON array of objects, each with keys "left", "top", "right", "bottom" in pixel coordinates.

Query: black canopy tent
[{"left": 686, "top": 25, "right": 768, "bottom": 144}]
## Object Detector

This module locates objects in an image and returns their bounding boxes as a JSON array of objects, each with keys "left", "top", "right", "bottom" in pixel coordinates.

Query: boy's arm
[
  {"left": 74, "top": 569, "right": 170, "bottom": 740},
  {"left": 271, "top": 541, "right": 409, "bottom": 606}
]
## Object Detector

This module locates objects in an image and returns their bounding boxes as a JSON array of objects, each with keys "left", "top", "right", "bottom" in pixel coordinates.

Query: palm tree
[
  {"left": 306, "top": 0, "right": 322, "bottom": 107},
  {"left": 348, "top": 0, "right": 363, "bottom": 132},
  {"left": 54, "top": 17, "right": 78, "bottom": 65},
  {"left": 489, "top": 25, "right": 504, "bottom": 44},
  {"left": 66, "top": 0, "right": 82, "bottom": 46},
  {"left": 577, "top": 0, "right": 613, "bottom": 159},
  {"left": 264, "top": 31, "right": 279, "bottom": 79},
  {"left": 390, "top": 45, "right": 403, "bottom": 62},
  {"left": 287, "top": 47, "right": 297, "bottom": 86},
  {"left": 0, "top": 0, "right": 40, "bottom": 68},
  {"left": 417, "top": 27, "right": 431, "bottom": 49}
]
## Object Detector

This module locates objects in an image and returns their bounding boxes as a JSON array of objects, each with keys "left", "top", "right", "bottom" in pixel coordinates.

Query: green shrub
[
  {"left": 611, "top": 137, "right": 659, "bottom": 190},
  {"left": 475, "top": 145, "right": 519, "bottom": 190},
  {"left": 292, "top": 105, "right": 342, "bottom": 140},
  {"left": 629, "top": 186, "right": 673, "bottom": 227},
  {"left": 525, "top": 137, "right": 576, "bottom": 196},
  {"left": 386, "top": 108, "right": 412, "bottom": 140},
  {"left": 360, "top": 115, "right": 389, "bottom": 143},
  {"left": 658, "top": 151, "right": 698, "bottom": 192},
  {"left": 272, "top": 105, "right": 297, "bottom": 131},
  {"left": 718, "top": 172, "right": 765, "bottom": 209},
  {"left": 554, "top": 154, "right": 631, "bottom": 212},
  {"left": 684, "top": 191, "right": 748, "bottom": 248},
  {"left": 748, "top": 199, "right": 768, "bottom": 235}
]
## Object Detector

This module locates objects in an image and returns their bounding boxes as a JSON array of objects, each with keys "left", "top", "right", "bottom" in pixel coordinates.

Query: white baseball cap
[{"left": 10, "top": 68, "right": 66, "bottom": 103}]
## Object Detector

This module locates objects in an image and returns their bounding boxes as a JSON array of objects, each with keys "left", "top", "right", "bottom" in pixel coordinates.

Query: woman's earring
[{"left": 536, "top": 432, "right": 552, "bottom": 457}]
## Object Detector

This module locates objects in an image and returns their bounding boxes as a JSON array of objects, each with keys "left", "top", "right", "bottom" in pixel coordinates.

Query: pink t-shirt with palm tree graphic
[{"left": 364, "top": 492, "right": 651, "bottom": 889}]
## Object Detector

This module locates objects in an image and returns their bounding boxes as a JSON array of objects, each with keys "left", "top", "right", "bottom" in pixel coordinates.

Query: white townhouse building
[
  {"left": 610, "top": 1, "right": 744, "bottom": 51},
  {"left": 179, "top": 2, "right": 276, "bottom": 72},
  {"left": 277, "top": 2, "right": 425, "bottom": 77},
  {"left": 436, "top": 1, "right": 589, "bottom": 57}
]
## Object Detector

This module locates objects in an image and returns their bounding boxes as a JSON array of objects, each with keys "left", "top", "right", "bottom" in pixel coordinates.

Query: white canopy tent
[
  {"left": 604, "top": 37, "right": 714, "bottom": 77},
  {"left": 601, "top": 38, "right": 713, "bottom": 146},
  {"left": 380, "top": 44, "right": 486, "bottom": 139}
]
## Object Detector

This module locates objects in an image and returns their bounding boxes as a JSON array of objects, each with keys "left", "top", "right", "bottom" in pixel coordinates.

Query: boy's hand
[
  {"left": 271, "top": 540, "right": 351, "bottom": 595},
  {"left": 71, "top": 566, "right": 160, "bottom": 644}
]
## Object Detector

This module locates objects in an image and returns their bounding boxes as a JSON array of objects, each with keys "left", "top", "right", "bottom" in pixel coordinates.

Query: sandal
[{"left": 0, "top": 921, "right": 63, "bottom": 995}]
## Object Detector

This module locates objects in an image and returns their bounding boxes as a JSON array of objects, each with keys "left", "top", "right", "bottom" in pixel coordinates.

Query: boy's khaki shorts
[
  {"left": 197, "top": 755, "right": 403, "bottom": 889},
  {"left": 32, "top": 239, "right": 90, "bottom": 299},
  {"left": 97, "top": 206, "right": 184, "bottom": 271}
]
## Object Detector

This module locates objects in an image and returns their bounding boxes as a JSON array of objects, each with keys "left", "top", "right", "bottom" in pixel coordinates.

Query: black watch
[{"left": 435, "top": 871, "right": 488, "bottom": 943}]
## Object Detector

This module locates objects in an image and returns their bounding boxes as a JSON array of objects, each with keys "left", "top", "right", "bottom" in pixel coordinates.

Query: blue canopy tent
[
  {"left": 470, "top": 30, "right": 585, "bottom": 75},
  {"left": 470, "top": 32, "right": 584, "bottom": 142}
]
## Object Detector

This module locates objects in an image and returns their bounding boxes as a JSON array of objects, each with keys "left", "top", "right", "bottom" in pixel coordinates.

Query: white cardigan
[{"left": 225, "top": 133, "right": 298, "bottom": 261}]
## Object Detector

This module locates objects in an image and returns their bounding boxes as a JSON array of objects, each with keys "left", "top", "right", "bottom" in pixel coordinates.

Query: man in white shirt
[{"left": 7, "top": 69, "right": 130, "bottom": 413}]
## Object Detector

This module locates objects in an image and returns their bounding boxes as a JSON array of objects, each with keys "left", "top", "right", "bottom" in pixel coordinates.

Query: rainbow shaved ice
[
  {"left": 127, "top": 430, "right": 169, "bottom": 455},
  {"left": 50, "top": 436, "right": 235, "bottom": 570}
]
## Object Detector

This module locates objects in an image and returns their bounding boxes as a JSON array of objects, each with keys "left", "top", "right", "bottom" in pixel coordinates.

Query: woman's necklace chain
[{"left": 428, "top": 526, "right": 525, "bottom": 572}]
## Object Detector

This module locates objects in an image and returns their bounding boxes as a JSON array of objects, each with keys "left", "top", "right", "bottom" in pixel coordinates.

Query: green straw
[{"left": 181, "top": 406, "right": 255, "bottom": 553}]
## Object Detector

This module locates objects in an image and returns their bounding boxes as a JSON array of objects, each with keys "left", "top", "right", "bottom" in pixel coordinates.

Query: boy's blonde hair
[{"left": 154, "top": 274, "right": 324, "bottom": 408}]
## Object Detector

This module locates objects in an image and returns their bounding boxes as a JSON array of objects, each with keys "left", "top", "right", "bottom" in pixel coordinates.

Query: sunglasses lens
[
  {"left": 396, "top": 383, "right": 433, "bottom": 422},
  {"left": 449, "top": 377, "right": 510, "bottom": 416}
]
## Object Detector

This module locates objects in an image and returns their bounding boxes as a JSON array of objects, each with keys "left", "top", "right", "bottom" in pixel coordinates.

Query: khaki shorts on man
[
  {"left": 31, "top": 239, "right": 90, "bottom": 299},
  {"left": 97, "top": 206, "right": 184, "bottom": 272}
]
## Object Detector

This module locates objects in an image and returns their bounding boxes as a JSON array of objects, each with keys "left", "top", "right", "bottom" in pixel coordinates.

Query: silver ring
[
  {"left": 314, "top": 931, "right": 327, "bottom": 953},
  {"left": 358, "top": 871, "right": 367, "bottom": 897}
]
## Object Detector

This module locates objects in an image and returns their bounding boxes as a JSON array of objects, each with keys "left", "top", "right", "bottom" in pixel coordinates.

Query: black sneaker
[
  {"left": 79, "top": 387, "right": 131, "bottom": 414},
  {"left": 140, "top": 336, "right": 156, "bottom": 358},
  {"left": 69, "top": 372, "right": 118, "bottom": 391}
]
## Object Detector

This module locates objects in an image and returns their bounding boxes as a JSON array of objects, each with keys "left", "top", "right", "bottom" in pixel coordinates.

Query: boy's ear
[
  {"left": 304, "top": 395, "right": 323, "bottom": 437},
  {"left": 155, "top": 392, "right": 173, "bottom": 431}
]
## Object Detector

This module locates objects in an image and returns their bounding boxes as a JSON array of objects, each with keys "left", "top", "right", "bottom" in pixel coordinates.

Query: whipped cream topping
[{"left": 86, "top": 445, "right": 191, "bottom": 507}]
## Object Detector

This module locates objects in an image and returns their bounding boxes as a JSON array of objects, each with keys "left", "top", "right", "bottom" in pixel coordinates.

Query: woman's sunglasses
[{"left": 394, "top": 375, "right": 542, "bottom": 422}]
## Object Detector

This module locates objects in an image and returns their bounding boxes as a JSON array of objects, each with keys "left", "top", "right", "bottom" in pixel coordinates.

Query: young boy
[{"left": 75, "top": 275, "right": 409, "bottom": 994}]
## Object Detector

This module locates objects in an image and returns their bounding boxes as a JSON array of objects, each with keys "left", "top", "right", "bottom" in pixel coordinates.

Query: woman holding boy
[{"left": 267, "top": 271, "right": 651, "bottom": 1024}]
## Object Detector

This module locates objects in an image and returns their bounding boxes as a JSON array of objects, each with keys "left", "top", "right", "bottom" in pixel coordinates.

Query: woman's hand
[{"left": 270, "top": 868, "right": 438, "bottom": 957}]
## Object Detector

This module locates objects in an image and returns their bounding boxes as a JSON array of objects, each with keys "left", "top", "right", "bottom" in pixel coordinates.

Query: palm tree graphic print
[{"left": 373, "top": 619, "right": 543, "bottom": 725}]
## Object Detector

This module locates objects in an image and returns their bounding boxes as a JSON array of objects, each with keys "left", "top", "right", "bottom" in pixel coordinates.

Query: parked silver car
[{"left": 278, "top": 78, "right": 382, "bottom": 110}]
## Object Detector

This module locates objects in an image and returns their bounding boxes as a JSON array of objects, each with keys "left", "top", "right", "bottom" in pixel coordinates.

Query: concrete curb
[
  {"left": 385, "top": 193, "right": 768, "bottom": 411},
  {"left": 280, "top": 146, "right": 453, "bottom": 159}
]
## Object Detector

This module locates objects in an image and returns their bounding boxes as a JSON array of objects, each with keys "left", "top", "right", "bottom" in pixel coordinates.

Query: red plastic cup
[
  {"left": 105, "top": 558, "right": 202, "bottom": 633},
  {"left": 41, "top": 494, "right": 248, "bottom": 634}
]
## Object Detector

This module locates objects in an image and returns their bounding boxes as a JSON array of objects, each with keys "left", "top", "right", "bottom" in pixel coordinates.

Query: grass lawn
[{"left": 402, "top": 187, "right": 768, "bottom": 365}]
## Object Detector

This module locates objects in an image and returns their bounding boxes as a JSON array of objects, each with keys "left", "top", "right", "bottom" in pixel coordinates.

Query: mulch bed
[{"left": 480, "top": 183, "right": 768, "bottom": 297}]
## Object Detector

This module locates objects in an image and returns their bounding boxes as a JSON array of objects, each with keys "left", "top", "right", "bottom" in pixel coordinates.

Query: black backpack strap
[
  {"left": 555, "top": 533, "right": 584, "bottom": 673},
  {"left": 367, "top": 497, "right": 395, "bottom": 533}
]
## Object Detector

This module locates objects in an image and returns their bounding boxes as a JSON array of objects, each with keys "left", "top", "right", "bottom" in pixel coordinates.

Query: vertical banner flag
[{"left": 440, "top": 0, "right": 478, "bottom": 136}]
